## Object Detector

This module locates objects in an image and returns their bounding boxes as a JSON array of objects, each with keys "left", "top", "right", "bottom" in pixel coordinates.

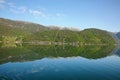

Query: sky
[{"left": 0, "top": 0, "right": 120, "bottom": 32}]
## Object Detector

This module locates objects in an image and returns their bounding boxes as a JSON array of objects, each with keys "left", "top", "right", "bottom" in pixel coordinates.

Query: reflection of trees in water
[
  {"left": 1, "top": 42, "right": 22, "bottom": 48},
  {"left": 116, "top": 49, "right": 120, "bottom": 57},
  {"left": 0, "top": 44, "right": 115, "bottom": 64},
  {"left": 24, "top": 45, "right": 115, "bottom": 59},
  {"left": 1, "top": 36, "right": 22, "bottom": 48}
]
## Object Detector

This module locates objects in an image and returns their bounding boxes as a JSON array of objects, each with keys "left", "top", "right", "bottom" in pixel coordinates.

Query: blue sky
[{"left": 0, "top": 0, "right": 120, "bottom": 32}]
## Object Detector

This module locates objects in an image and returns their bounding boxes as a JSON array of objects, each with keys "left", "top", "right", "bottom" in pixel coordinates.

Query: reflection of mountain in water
[
  {"left": 0, "top": 44, "right": 116, "bottom": 64},
  {"left": 112, "top": 46, "right": 120, "bottom": 57}
]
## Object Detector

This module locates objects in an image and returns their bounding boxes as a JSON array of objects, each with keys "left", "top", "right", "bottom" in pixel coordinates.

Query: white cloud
[
  {"left": 9, "top": 6, "right": 26, "bottom": 13},
  {"left": 56, "top": 13, "right": 65, "bottom": 17},
  {"left": 8, "top": 2, "right": 26, "bottom": 13},
  {"left": 6, "top": 2, "right": 65, "bottom": 19},
  {"left": 0, "top": 0, "right": 5, "bottom": 9},
  {"left": 10, "top": 8, "right": 18, "bottom": 13},
  {"left": 19, "top": 6, "right": 26, "bottom": 13},
  {"left": 8, "top": 2, "right": 16, "bottom": 8},
  {"left": 29, "top": 9, "right": 47, "bottom": 17}
]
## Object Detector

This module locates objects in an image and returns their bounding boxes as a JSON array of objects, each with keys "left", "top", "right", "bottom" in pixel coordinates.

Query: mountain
[
  {"left": 0, "top": 18, "right": 48, "bottom": 41},
  {"left": 0, "top": 18, "right": 116, "bottom": 44},
  {"left": 109, "top": 32, "right": 120, "bottom": 44},
  {"left": 116, "top": 32, "right": 120, "bottom": 39},
  {"left": 0, "top": 18, "right": 47, "bottom": 32}
]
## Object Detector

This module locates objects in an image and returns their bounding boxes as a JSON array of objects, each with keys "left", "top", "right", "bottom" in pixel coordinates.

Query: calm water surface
[{"left": 0, "top": 44, "right": 120, "bottom": 80}]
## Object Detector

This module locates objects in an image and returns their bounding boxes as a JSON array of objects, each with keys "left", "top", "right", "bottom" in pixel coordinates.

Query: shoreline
[{"left": 0, "top": 41, "right": 119, "bottom": 46}]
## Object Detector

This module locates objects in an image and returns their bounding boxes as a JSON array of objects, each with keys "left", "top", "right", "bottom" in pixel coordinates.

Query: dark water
[{"left": 0, "top": 44, "right": 120, "bottom": 80}]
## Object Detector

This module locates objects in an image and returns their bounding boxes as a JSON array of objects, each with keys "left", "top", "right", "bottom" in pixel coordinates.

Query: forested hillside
[{"left": 0, "top": 18, "right": 115, "bottom": 44}]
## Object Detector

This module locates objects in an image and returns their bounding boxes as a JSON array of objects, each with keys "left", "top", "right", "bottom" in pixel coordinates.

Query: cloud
[
  {"left": 8, "top": 2, "right": 26, "bottom": 13},
  {"left": 0, "top": 0, "right": 5, "bottom": 9},
  {"left": 28, "top": 9, "right": 66, "bottom": 19},
  {"left": 28, "top": 9, "right": 66, "bottom": 20},
  {"left": 8, "top": 2, "right": 16, "bottom": 8},
  {"left": 6, "top": 2, "right": 65, "bottom": 19},
  {"left": 29, "top": 9, "right": 47, "bottom": 17},
  {"left": 56, "top": 13, "right": 65, "bottom": 17},
  {"left": 9, "top": 6, "right": 26, "bottom": 13},
  {"left": 19, "top": 6, "right": 26, "bottom": 13}
]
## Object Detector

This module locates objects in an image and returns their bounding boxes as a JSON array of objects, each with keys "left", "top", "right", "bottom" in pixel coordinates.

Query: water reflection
[
  {"left": 0, "top": 43, "right": 120, "bottom": 80},
  {"left": 0, "top": 43, "right": 116, "bottom": 64},
  {"left": 0, "top": 55, "right": 120, "bottom": 80}
]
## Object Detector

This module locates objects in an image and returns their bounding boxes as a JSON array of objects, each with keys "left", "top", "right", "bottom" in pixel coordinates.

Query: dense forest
[{"left": 0, "top": 18, "right": 116, "bottom": 45}]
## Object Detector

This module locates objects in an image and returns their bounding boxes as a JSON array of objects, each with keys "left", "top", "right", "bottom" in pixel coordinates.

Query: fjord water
[{"left": 0, "top": 44, "right": 120, "bottom": 80}]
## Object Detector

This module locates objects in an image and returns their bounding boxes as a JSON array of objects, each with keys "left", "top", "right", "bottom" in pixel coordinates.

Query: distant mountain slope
[
  {"left": 0, "top": 18, "right": 116, "bottom": 44},
  {"left": 0, "top": 18, "right": 48, "bottom": 40},
  {"left": 116, "top": 32, "right": 120, "bottom": 39},
  {"left": 0, "top": 18, "right": 48, "bottom": 33},
  {"left": 109, "top": 32, "right": 120, "bottom": 44}
]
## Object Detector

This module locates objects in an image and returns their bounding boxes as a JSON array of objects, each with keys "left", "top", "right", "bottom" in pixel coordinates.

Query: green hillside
[{"left": 0, "top": 18, "right": 115, "bottom": 44}]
